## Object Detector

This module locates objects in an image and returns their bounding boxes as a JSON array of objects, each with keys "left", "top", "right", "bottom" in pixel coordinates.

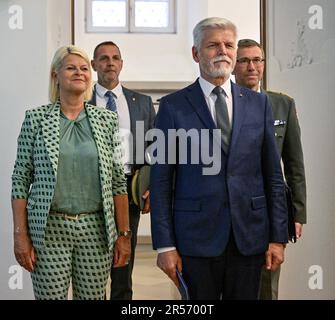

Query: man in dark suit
[
  {"left": 89, "top": 41, "right": 156, "bottom": 300},
  {"left": 234, "top": 39, "right": 306, "bottom": 299},
  {"left": 150, "top": 17, "right": 288, "bottom": 300}
]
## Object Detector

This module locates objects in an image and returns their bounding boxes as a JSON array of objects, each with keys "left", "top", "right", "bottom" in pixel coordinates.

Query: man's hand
[
  {"left": 141, "top": 190, "right": 150, "bottom": 214},
  {"left": 113, "top": 236, "right": 131, "bottom": 268},
  {"left": 157, "top": 250, "right": 182, "bottom": 288},
  {"left": 265, "top": 243, "right": 285, "bottom": 272},
  {"left": 295, "top": 222, "right": 303, "bottom": 240},
  {"left": 14, "top": 233, "right": 36, "bottom": 272}
]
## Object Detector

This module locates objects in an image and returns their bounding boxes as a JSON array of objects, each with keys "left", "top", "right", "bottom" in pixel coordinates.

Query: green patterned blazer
[{"left": 11, "top": 100, "right": 127, "bottom": 250}]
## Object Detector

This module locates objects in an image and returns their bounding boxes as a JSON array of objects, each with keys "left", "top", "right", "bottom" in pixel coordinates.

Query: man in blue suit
[{"left": 150, "top": 17, "right": 288, "bottom": 300}]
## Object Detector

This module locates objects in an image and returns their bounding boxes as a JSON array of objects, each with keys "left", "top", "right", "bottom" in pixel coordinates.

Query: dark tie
[
  {"left": 212, "top": 86, "right": 231, "bottom": 151},
  {"left": 105, "top": 91, "right": 117, "bottom": 112}
]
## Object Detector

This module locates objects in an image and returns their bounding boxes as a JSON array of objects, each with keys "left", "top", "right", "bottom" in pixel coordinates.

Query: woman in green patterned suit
[{"left": 11, "top": 46, "right": 131, "bottom": 299}]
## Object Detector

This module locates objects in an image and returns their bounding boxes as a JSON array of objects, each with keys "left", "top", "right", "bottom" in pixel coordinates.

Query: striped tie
[
  {"left": 212, "top": 86, "right": 231, "bottom": 152},
  {"left": 105, "top": 91, "right": 117, "bottom": 112}
]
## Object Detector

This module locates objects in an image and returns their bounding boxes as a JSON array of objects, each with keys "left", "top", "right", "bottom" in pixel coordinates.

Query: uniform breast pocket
[{"left": 274, "top": 125, "right": 286, "bottom": 139}]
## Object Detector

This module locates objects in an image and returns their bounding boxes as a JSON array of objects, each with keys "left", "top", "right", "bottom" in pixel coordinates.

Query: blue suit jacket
[{"left": 150, "top": 80, "right": 288, "bottom": 257}]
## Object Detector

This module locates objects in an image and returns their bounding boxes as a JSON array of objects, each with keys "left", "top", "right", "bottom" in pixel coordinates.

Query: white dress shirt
[
  {"left": 198, "top": 76, "right": 233, "bottom": 125},
  {"left": 95, "top": 82, "right": 132, "bottom": 174}
]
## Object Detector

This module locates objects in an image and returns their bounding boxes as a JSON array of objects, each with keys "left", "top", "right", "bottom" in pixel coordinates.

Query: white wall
[
  {"left": 207, "top": 0, "right": 260, "bottom": 41},
  {"left": 266, "top": 0, "right": 335, "bottom": 299},
  {"left": 75, "top": 0, "right": 260, "bottom": 83},
  {"left": 75, "top": 0, "right": 197, "bottom": 82},
  {"left": 0, "top": 0, "right": 71, "bottom": 300}
]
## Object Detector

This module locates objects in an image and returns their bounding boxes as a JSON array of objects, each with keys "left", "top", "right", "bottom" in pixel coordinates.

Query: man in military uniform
[{"left": 233, "top": 39, "right": 307, "bottom": 300}]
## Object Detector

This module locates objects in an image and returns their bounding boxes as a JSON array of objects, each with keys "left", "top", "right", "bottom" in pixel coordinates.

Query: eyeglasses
[{"left": 236, "top": 57, "right": 265, "bottom": 66}]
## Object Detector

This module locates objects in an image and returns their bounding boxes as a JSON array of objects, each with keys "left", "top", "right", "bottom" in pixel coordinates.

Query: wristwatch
[{"left": 118, "top": 230, "right": 132, "bottom": 239}]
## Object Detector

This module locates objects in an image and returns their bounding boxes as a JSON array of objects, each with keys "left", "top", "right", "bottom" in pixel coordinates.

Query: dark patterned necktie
[
  {"left": 212, "top": 86, "right": 231, "bottom": 151},
  {"left": 105, "top": 91, "right": 117, "bottom": 112}
]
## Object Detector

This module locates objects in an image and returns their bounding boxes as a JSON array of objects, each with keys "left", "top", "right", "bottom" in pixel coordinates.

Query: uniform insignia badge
[{"left": 274, "top": 120, "right": 286, "bottom": 126}]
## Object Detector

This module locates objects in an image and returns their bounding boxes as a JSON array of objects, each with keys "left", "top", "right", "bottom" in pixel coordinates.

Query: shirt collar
[
  {"left": 95, "top": 82, "right": 123, "bottom": 98},
  {"left": 199, "top": 76, "right": 232, "bottom": 98}
]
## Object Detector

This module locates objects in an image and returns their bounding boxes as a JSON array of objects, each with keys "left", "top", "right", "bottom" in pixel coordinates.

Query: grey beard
[{"left": 209, "top": 67, "right": 230, "bottom": 78}]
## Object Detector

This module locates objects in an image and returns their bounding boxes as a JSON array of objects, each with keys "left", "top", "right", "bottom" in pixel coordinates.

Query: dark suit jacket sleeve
[
  {"left": 282, "top": 99, "right": 307, "bottom": 223},
  {"left": 150, "top": 97, "right": 176, "bottom": 249},
  {"left": 122, "top": 87, "right": 156, "bottom": 168},
  {"left": 263, "top": 96, "right": 289, "bottom": 243}
]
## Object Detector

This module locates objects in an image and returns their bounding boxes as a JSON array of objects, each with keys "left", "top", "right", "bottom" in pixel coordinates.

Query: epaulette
[{"left": 267, "top": 90, "right": 294, "bottom": 101}]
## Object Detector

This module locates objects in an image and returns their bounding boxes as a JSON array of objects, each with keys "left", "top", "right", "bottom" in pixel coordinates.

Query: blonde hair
[{"left": 49, "top": 45, "right": 93, "bottom": 103}]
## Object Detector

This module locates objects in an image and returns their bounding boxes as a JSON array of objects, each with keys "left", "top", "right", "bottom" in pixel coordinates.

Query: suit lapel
[
  {"left": 40, "top": 100, "right": 61, "bottom": 176},
  {"left": 85, "top": 104, "right": 109, "bottom": 186},
  {"left": 123, "top": 87, "right": 139, "bottom": 138},
  {"left": 187, "top": 80, "right": 236, "bottom": 154},
  {"left": 186, "top": 80, "right": 216, "bottom": 130},
  {"left": 88, "top": 84, "right": 97, "bottom": 106},
  {"left": 229, "top": 83, "right": 247, "bottom": 152},
  {"left": 124, "top": 87, "right": 142, "bottom": 169}
]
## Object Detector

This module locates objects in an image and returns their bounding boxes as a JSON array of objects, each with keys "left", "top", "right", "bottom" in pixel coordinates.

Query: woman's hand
[
  {"left": 112, "top": 236, "right": 131, "bottom": 268},
  {"left": 14, "top": 233, "right": 36, "bottom": 273}
]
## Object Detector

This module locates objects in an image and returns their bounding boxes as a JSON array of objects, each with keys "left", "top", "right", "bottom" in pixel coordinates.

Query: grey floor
[
  {"left": 104, "top": 243, "right": 179, "bottom": 300},
  {"left": 132, "top": 244, "right": 179, "bottom": 300}
]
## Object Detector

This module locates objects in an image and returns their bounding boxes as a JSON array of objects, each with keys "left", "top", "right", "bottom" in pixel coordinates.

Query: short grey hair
[{"left": 193, "top": 17, "right": 238, "bottom": 49}]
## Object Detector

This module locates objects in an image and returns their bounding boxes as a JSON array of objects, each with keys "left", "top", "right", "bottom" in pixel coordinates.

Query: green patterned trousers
[{"left": 31, "top": 213, "right": 112, "bottom": 300}]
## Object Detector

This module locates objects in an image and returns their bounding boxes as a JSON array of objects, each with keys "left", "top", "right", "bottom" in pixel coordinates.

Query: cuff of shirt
[{"left": 157, "top": 247, "right": 176, "bottom": 254}]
